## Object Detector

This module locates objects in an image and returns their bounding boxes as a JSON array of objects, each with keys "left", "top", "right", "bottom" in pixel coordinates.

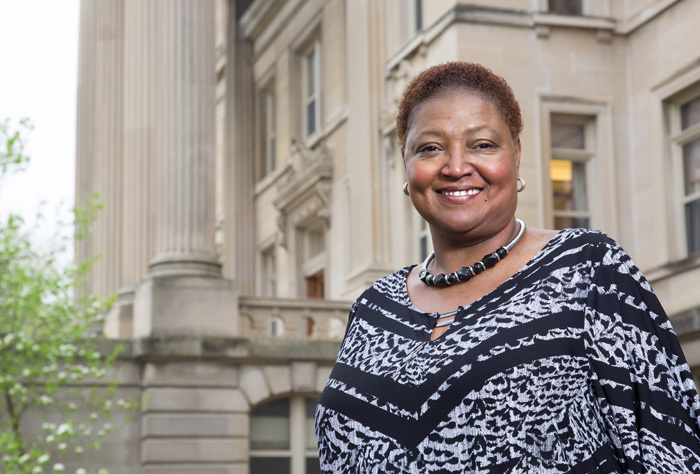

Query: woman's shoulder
[
  {"left": 544, "top": 227, "right": 621, "bottom": 253},
  {"left": 351, "top": 265, "right": 414, "bottom": 307}
]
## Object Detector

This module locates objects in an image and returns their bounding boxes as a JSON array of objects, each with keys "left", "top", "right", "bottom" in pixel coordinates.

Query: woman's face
[{"left": 403, "top": 89, "right": 521, "bottom": 243}]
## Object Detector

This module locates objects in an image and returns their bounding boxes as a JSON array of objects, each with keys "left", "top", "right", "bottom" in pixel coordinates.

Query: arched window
[
  {"left": 250, "top": 396, "right": 320, "bottom": 474},
  {"left": 269, "top": 315, "right": 285, "bottom": 337}
]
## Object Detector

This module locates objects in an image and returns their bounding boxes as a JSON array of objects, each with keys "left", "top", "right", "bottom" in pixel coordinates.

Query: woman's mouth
[{"left": 438, "top": 188, "right": 482, "bottom": 197}]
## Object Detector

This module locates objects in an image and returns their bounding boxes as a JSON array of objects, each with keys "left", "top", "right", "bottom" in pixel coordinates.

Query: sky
[{"left": 0, "top": 0, "right": 80, "bottom": 255}]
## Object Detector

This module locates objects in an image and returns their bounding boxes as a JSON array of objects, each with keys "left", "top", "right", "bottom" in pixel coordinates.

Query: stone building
[{"left": 67, "top": 0, "right": 700, "bottom": 472}]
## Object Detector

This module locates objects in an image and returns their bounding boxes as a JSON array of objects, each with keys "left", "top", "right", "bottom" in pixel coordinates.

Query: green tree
[{"left": 0, "top": 119, "right": 132, "bottom": 474}]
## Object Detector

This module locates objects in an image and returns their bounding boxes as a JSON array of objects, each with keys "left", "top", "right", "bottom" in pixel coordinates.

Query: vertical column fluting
[
  {"left": 122, "top": 0, "right": 156, "bottom": 286},
  {"left": 78, "top": 0, "right": 124, "bottom": 300},
  {"left": 75, "top": 0, "right": 99, "bottom": 294},
  {"left": 149, "top": 0, "right": 220, "bottom": 276},
  {"left": 224, "top": 0, "right": 255, "bottom": 294}
]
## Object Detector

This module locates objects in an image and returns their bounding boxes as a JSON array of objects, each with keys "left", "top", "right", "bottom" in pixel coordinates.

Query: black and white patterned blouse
[{"left": 315, "top": 229, "right": 700, "bottom": 473}]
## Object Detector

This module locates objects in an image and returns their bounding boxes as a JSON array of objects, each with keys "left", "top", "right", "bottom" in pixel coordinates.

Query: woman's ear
[{"left": 514, "top": 138, "right": 521, "bottom": 170}]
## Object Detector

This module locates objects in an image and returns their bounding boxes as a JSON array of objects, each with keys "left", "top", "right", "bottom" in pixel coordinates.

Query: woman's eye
[
  {"left": 475, "top": 142, "right": 493, "bottom": 149},
  {"left": 418, "top": 145, "right": 439, "bottom": 153}
]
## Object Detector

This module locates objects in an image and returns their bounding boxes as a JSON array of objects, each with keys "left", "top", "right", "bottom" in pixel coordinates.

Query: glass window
[
  {"left": 548, "top": 0, "right": 582, "bottom": 15},
  {"left": 550, "top": 116, "right": 592, "bottom": 230},
  {"left": 250, "top": 399, "right": 290, "bottom": 450},
  {"left": 411, "top": 0, "right": 422, "bottom": 32},
  {"left": 250, "top": 397, "right": 320, "bottom": 474},
  {"left": 681, "top": 96, "right": 700, "bottom": 130},
  {"left": 265, "top": 90, "right": 276, "bottom": 174},
  {"left": 418, "top": 218, "right": 430, "bottom": 261},
  {"left": 303, "top": 43, "right": 320, "bottom": 137},
  {"left": 551, "top": 123, "right": 585, "bottom": 149},
  {"left": 299, "top": 223, "right": 326, "bottom": 298},
  {"left": 261, "top": 248, "right": 277, "bottom": 297},
  {"left": 680, "top": 96, "right": 700, "bottom": 255}
]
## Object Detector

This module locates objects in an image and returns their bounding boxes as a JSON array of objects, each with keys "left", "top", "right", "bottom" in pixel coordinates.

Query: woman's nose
[{"left": 441, "top": 148, "right": 473, "bottom": 177}]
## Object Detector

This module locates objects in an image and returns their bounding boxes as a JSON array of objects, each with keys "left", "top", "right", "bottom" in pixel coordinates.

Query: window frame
[
  {"left": 255, "top": 71, "right": 277, "bottom": 181},
  {"left": 549, "top": 114, "right": 595, "bottom": 230},
  {"left": 668, "top": 87, "right": 700, "bottom": 257},
  {"left": 259, "top": 245, "right": 277, "bottom": 298},
  {"left": 264, "top": 88, "right": 276, "bottom": 176},
  {"left": 538, "top": 94, "right": 616, "bottom": 235},
  {"left": 296, "top": 220, "right": 327, "bottom": 299},
  {"left": 301, "top": 40, "right": 321, "bottom": 139},
  {"left": 249, "top": 396, "right": 320, "bottom": 474}
]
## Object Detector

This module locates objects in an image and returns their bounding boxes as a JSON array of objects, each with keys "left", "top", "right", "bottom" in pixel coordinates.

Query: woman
[{"left": 315, "top": 62, "right": 700, "bottom": 473}]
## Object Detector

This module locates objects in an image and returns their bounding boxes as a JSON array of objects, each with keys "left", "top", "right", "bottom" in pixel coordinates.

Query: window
[
  {"left": 550, "top": 115, "right": 594, "bottom": 229},
  {"left": 263, "top": 89, "right": 276, "bottom": 175},
  {"left": 674, "top": 95, "right": 700, "bottom": 255},
  {"left": 418, "top": 218, "right": 430, "bottom": 262},
  {"left": 548, "top": 0, "right": 582, "bottom": 15},
  {"left": 302, "top": 42, "right": 321, "bottom": 137},
  {"left": 260, "top": 247, "right": 277, "bottom": 297},
  {"left": 250, "top": 397, "right": 320, "bottom": 474},
  {"left": 299, "top": 223, "right": 325, "bottom": 298},
  {"left": 409, "top": 0, "right": 422, "bottom": 32}
]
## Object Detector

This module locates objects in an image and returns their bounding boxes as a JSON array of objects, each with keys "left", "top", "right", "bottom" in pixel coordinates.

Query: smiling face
[{"left": 403, "top": 88, "right": 521, "bottom": 244}]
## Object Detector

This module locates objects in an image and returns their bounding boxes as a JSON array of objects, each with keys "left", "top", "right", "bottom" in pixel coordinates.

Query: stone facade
[{"left": 66, "top": 0, "right": 700, "bottom": 472}]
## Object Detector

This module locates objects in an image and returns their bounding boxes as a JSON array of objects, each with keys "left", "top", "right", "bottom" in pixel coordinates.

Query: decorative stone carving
[{"left": 273, "top": 138, "right": 334, "bottom": 237}]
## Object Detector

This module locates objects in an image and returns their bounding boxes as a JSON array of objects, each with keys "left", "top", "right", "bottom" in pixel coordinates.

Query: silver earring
[
  {"left": 403, "top": 182, "right": 409, "bottom": 196},
  {"left": 517, "top": 177, "right": 526, "bottom": 193}
]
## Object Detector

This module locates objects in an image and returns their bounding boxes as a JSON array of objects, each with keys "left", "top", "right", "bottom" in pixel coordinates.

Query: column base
[
  {"left": 104, "top": 286, "right": 136, "bottom": 338},
  {"left": 133, "top": 273, "right": 238, "bottom": 338},
  {"left": 148, "top": 253, "right": 223, "bottom": 277}
]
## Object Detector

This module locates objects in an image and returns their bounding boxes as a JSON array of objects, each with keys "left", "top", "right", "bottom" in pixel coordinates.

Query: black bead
[
  {"left": 482, "top": 253, "right": 500, "bottom": 268},
  {"left": 434, "top": 273, "right": 448, "bottom": 287},
  {"left": 446, "top": 273, "right": 459, "bottom": 284},
  {"left": 471, "top": 263, "right": 484, "bottom": 275},
  {"left": 456, "top": 266, "right": 472, "bottom": 281},
  {"left": 495, "top": 247, "right": 508, "bottom": 259}
]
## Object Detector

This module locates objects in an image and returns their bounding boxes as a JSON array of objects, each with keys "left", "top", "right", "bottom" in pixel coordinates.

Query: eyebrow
[{"left": 411, "top": 125, "right": 498, "bottom": 142}]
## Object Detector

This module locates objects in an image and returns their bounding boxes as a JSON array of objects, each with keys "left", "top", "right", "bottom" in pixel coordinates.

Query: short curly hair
[{"left": 396, "top": 62, "right": 522, "bottom": 149}]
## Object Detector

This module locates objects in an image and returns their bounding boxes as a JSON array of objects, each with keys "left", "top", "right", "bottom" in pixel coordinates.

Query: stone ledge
[
  {"left": 143, "top": 465, "right": 247, "bottom": 474},
  {"left": 142, "top": 438, "right": 247, "bottom": 463},
  {"left": 132, "top": 335, "right": 341, "bottom": 362},
  {"left": 142, "top": 413, "right": 248, "bottom": 437}
]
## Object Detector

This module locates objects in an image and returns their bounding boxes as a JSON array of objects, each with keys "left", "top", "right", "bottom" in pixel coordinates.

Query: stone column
[
  {"left": 75, "top": 0, "right": 124, "bottom": 302},
  {"left": 75, "top": 0, "right": 98, "bottom": 292},
  {"left": 105, "top": 0, "right": 158, "bottom": 338},
  {"left": 133, "top": 0, "right": 237, "bottom": 338},
  {"left": 343, "top": 0, "right": 394, "bottom": 297},
  {"left": 224, "top": 0, "right": 256, "bottom": 296}
]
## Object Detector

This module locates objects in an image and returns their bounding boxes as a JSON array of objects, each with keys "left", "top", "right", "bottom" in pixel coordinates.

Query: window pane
[
  {"left": 250, "top": 457, "right": 291, "bottom": 474},
  {"left": 548, "top": 0, "right": 582, "bottom": 15},
  {"left": 250, "top": 399, "right": 290, "bottom": 450},
  {"left": 307, "top": 100, "right": 316, "bottom": 136},
  {"left": 686, "top": 199, "right": 700, "bottom": 255},
  {"left": 414, "top": 0, "right": 422, "bottom": 31},
  {"left": 305, "top": 398, "right": 319, "bottom": 451},
  {"left": 551, "top": 160, "right": 588, "bottom": 212},
  {"left": 306, "top": 457, "right": 322, "bottom": 474},
  {"left": 268, "top": 136, "right": 276, "bottom": 173},
  {"left": 420, "top": 235, "right": 428, "bottom": 262},
  {"left": 554, "top": 216, "right": 590, "bottom": 230},
  {"left": 551, "top": 122, "right": 585, "bottom": 149},
  {"left": 307, "top": 49, "right": 316, "bottom": 96},
  {"left": 683, "top": 137, "right": 700, "bottom": 196},
  {"left": 681, "top": 97, "right": 700, "bottom": 130}
]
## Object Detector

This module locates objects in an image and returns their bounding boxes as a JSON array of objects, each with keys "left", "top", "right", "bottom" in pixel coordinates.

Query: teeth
[{"left": 441, "top": 189, "right": 481, "bottom": 196}]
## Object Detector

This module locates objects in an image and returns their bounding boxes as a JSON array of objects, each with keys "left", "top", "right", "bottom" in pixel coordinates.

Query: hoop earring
[
  {"left": 403, "top": 182, "right": 410, "bottom": 196},
  {"left": 517, "top": 178, "right": 526, "bottom": 193}
]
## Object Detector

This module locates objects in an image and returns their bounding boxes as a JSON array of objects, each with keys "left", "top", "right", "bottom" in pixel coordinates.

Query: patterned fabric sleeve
[{"left": 584, "top": 237, "right": 700, "bottom": 472}]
